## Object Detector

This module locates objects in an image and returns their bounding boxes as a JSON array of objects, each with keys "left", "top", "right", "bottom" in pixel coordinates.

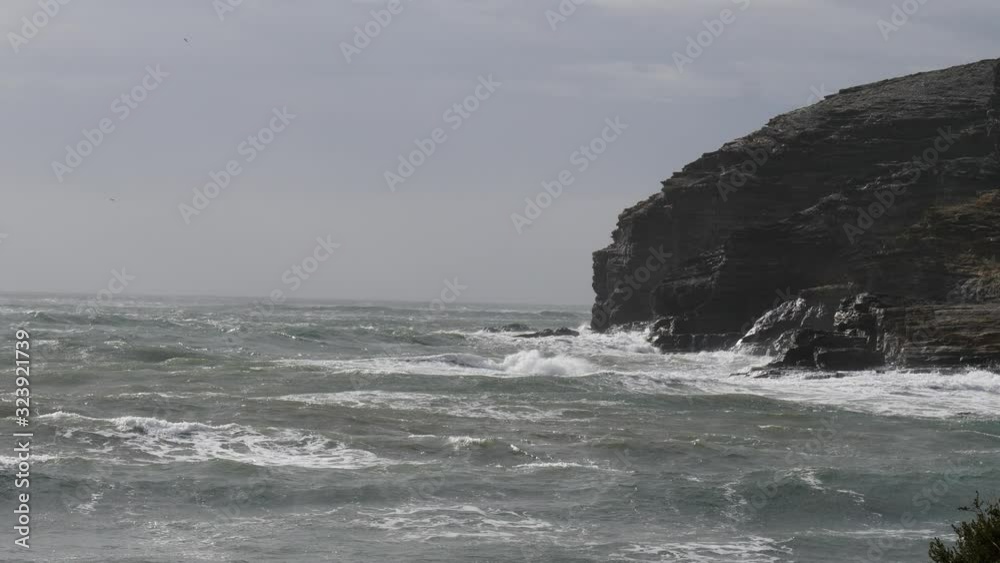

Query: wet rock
[
  {"left": 484, "top": 323, "right": 532, "bottom": 333},
  {"left": 766, "top": 294, "right": 1000, "bottom": 370},
  {"left": 736, "top": 286, "right": 851, "bottom": 356},
  {"left": 814, "top": 348, "right": 883, "bottom": 370},
  {"left": 775, "top": 329, "right": 876, "bottom": 368},
  {"left": 649, "top": 331, "right": 742, "bottom": 353},
  {"left": 513, "top": 327, "right": 580, "bottom": 338}
]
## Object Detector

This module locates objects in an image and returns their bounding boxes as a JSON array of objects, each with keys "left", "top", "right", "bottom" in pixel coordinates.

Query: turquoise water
[{"left": 1, "top": 295, "right": 997, "bottom": 562}]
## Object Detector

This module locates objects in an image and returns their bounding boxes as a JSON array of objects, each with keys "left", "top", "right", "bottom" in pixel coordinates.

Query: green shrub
[{"left": 929, "top": 493, "right": 1000, "bottom": 563}]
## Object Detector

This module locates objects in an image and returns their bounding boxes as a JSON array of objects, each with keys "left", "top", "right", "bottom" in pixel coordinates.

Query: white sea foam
[
  {"left": 788, "top": 468, "right": 825, "bottom": 491},
  {"left": 805, "top": 527, "right": 939, "bottom": 539},
  {"left": 499, "top": 349, "right": 594, "bottom": 376},
  {"left": 38, "top": 411, "right": 393, "bottom": 469},
  {"left": 274, "top": 391, "right": 574, "bottom": 421},
  {"left": 70, "top": 491, "right": 104, "bottom": 515},
  {"left": 278, "top": 348, "right": 596, "bottom": 378},
  {"left": 276, "top": 391, "right": 622, "bottom": 422},
  {"left": 602, "top": 350, "right": 1000, "bottom": 420},
  {"left": 360, "top": 504, "right": 555, "bottom": 542},
  {"left": 471, "top": 324, "right": 659, "bottom": 358},
  {"left": 445, "top": 436, "right": 496, "bottom": 448},
  {"left": 835, "top": 489, "right": 866, "bottom": 504},
  {"left": 724, "top": 367, "right": 1000, "bottom": 419},
  {"left": 0, "top": 454, "right": 57, "bottom": 468},
  {"left": 415, "top": 353, "right": 497, "bottom": 370},
  {"left": 512, "top": 461, "right": 609, "bottom": 471},
  {"left": 611, "top": 535, "right": 792, "bottom": 563},
  {"left": 280, "top": 338, "right": 999, "bottom": 418}
]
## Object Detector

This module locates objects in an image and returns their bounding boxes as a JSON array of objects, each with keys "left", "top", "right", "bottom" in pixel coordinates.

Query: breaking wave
[{"left": 38, "top": 412, "right": 395, "bottom": 469}]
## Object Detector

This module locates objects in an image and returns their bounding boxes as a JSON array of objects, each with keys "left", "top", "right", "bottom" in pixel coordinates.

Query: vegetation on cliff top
[{"left": 929, "top": 493, "right": 1000, "bottom": 563}]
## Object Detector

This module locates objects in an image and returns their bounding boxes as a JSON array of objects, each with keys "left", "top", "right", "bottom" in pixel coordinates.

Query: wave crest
[{"left": 39, "top": 412, "right": 394, "bottom": 469}]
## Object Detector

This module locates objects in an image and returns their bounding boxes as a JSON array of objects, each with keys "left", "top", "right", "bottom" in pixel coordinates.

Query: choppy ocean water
[{"left": 1, "top": 295, "right": 998, "bottom": 562}]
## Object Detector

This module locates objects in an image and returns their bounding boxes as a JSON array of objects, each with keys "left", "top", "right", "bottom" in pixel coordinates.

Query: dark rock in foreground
[{"left": 592, "top": 58, "right": 1000, "bottom": 370}]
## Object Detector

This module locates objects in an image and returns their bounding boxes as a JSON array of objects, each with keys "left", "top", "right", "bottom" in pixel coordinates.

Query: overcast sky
[{"left": 0, "top": 0, "right": 997, "bottom": 306}]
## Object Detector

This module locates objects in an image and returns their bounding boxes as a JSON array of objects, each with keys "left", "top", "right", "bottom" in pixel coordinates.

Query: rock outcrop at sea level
[{"left": 592, "top": 58, "right": 1000, "bottom": 370}]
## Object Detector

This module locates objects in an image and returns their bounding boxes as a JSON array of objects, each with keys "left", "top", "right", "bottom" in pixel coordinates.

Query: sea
[{"left": 1, "top": 294, "right": 998, "bottom": 562}]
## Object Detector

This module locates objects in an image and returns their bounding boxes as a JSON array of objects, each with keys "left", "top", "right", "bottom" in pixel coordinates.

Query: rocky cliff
[{"left": 592, "top": 58, "right": 1000, "bottom": 369}]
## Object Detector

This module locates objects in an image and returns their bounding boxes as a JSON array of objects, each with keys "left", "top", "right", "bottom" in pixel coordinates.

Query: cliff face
[{"left": 592, "top": 58, "right": 1000, "bottom": 368}]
